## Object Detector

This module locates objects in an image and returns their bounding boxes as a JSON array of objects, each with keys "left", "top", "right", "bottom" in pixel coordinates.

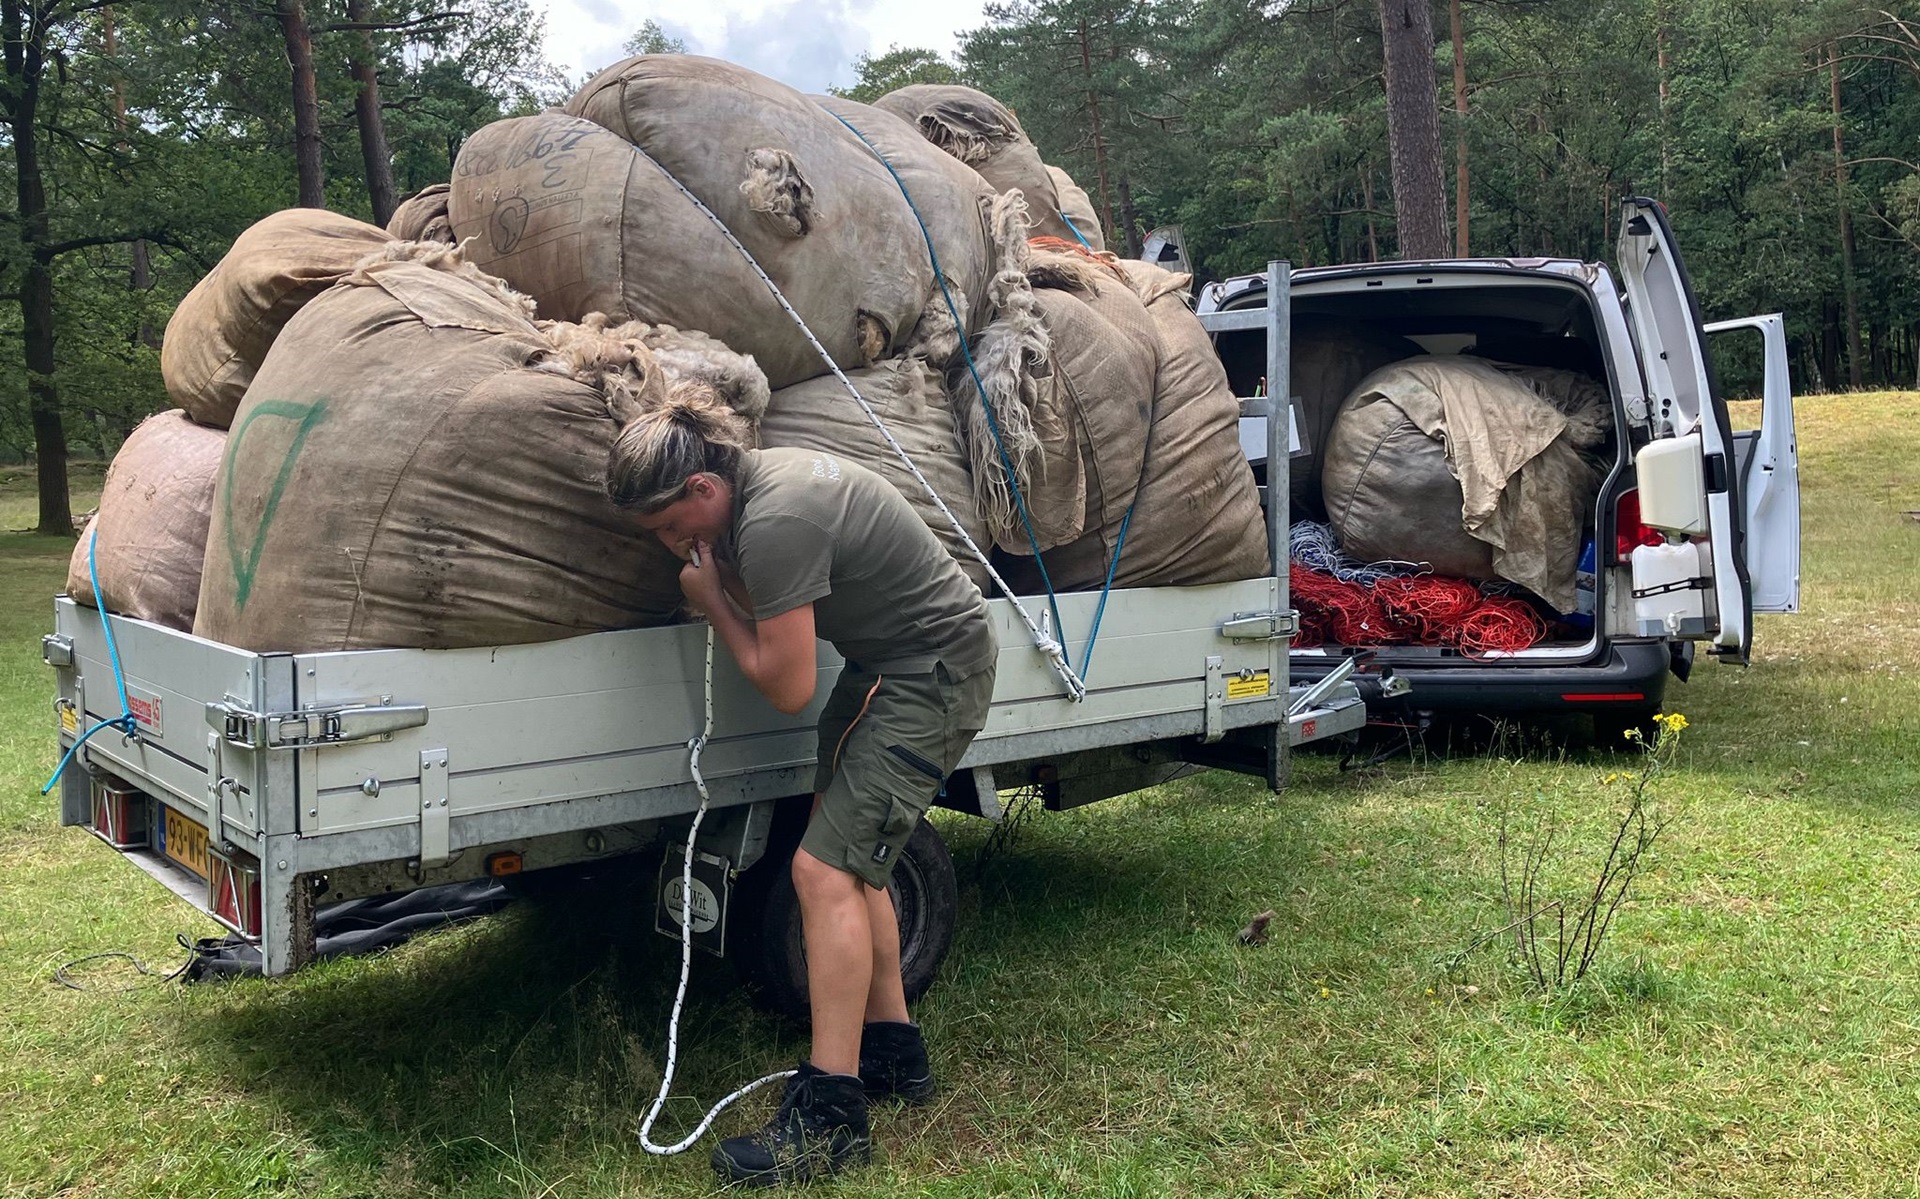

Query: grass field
[{"left": 3, "top": 395, "right": 1918, "bottom": 1198}]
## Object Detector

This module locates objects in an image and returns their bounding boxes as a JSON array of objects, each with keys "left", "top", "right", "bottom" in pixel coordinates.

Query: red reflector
[
  {"left": 208, "top": 847, "right": 263, "bottom": 939},
  {"left": 1613, "top": 489, "right": 1664, "bottom": 563},
  {"left": 1561, "top": 692, "right": 1647, "bottom": 703},
  {"left": 487, "top": 851, "right": 524, "bottom": 877}
]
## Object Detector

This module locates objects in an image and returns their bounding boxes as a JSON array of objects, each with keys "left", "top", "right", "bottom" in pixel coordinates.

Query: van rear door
[
  {"left": 1615, "top": 196, "right": 1752, "bottom": 663},
  {"left": 1704, "top": 313, "right": 1801, "bottom": 614}
]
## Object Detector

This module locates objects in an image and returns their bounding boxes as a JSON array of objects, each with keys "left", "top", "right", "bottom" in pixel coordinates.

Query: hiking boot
[
  {"left": 859, "top": 1020, "right": 936, "bottom": 1105},
  {"left": 711, "top": 1062, "right": 871, "bottom": 1187}
]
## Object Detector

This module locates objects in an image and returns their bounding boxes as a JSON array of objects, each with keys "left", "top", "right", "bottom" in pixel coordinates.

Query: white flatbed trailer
[{"left": 43, "top": 262, "right": 1368, "bottom": 994}]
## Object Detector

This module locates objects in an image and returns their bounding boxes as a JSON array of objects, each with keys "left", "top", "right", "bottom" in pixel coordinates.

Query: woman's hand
[{"left": 678, "top": 539, "right": 728, "bottom": 616}]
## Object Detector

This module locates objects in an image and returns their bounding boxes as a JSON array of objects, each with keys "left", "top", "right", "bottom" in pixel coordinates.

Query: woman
[{"left": 607, "top": 384, "right": 997, "bottom": 1186}]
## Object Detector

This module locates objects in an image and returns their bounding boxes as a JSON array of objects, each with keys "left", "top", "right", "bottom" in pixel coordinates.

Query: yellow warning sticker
[
  {"left": 60, "top": 704, "right": 78, "bottom": 735},
  {"left": 1226, "top": 671, "right": 1272, "bottom": 700}
]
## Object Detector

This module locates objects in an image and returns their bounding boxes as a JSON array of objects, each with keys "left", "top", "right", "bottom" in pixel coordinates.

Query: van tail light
[
  {"left": 208, "top": 846, "right": 263, "bottom": 940},
  {"left": 1612, "top": 489, "right": 1664, "bottom": 564}
]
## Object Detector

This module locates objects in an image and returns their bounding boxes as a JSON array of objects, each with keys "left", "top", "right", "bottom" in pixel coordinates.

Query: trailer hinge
[
  {"left": 207, "top": 700, "right": 428, "bottom": 749},
  {"left": 1203, "top": 656, "right": 1226, "bottom": 744},
  {"left": 1219, "top": 610, "right": 1299, "bottom": 642}
]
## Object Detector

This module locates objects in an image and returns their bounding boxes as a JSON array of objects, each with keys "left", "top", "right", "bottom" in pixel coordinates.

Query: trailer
[{"left": 44, "top": 262, "right": 1367, "bottom": 1010}]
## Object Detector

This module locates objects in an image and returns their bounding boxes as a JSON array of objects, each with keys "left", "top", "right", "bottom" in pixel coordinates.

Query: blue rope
[
  {"left": 42, "top": 527, "right": 137, "bottom": 795},
  {"left": 1079, "top": 507, "right": 1133, "bottom": 679},
  {"left": 1059, "top": 212, "right": 1096, "bottom": 251},
  {"left": 828, "top": 111, "right": 1068, "bottom": 648},
  {"left": 1044, "top": 211, "right": 1140, "bottom": 681}
]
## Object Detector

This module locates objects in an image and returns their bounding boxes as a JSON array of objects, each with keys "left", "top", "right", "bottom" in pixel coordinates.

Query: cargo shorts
[{"left": 802, "top": 660, "right": 995, "bottom": 889}]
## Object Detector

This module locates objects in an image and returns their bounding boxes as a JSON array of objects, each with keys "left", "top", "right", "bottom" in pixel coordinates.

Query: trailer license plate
[{"left": 162, "top": 808, "right": 210, "bottom": 879}]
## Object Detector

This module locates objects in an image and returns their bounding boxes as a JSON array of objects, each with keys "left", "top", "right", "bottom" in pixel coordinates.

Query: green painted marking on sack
[{"left": 222, "top": 399, "right": 329, "bottom": 611}]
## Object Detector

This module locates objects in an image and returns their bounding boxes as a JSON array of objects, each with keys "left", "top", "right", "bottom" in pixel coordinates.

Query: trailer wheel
[{"left": 730, "top": 815, "right": 957, "bottom": 1026}]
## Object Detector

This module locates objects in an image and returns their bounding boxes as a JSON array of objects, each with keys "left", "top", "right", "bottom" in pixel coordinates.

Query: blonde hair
[{"left": 606, "top": 382, "right": 755, "bottom": 513}]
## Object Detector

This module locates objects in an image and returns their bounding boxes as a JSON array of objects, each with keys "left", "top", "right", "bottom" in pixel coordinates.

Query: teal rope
[
  {"left": 1059, "top": 212, "right": 1096, "bottom": 251},
  {"left": 1047, "top": 209, "right": 1143, "bottom": 682},
  {"left": 828, "top": 111, "right": 1068, "bottom": 647},
  {"left": 42, "top": 528, "right": 137, "bottom": 794}
]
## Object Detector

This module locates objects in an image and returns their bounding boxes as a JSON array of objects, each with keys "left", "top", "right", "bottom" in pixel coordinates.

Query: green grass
[
  {"left": 0, "top": 460, "right": 106, "bottom": 534},
  {"left": 3, "top": 397, "right": 1918, "bottom": 1197}
]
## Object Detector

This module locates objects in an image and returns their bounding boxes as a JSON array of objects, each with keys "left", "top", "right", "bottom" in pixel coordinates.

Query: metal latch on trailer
[
  {"left": 206, "top": 700, "right": 428, "bottom": 749},
  {"left": 42, "top": 634, "right": 74, "bottom": 669},
  {"left": 1219, "top": 611, "right": 1299, "bottom": 642}
]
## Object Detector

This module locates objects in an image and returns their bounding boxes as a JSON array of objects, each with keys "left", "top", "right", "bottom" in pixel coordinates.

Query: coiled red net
[{"left": 1290, "top": 568, "right": 1547, "bottom": 654}]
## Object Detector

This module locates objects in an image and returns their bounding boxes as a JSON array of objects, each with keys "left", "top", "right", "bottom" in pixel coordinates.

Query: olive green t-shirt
[{"left": 728, "top": 448, "right": 996, "bottom": 678}]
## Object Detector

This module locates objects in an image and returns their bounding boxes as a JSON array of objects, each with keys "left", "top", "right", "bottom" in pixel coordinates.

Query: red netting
[
  {"left": 1292, "top": 567, "right": 1403, "bottom": 645},
  {"left": 1449, "top": 595, "right": 1549, "bottom": 657},
  {"left": 1373, "top": 576, "right": 1483, "bottom": 641},
  {"left": 1290, "top": 566, "right": 1549, "bottom": 654}
]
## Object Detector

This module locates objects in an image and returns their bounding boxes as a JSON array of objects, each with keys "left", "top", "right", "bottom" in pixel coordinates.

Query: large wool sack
[
  {"left": 759, "top": 358, "right": 989, "bottom": 590},
  {"left": 387, "top": 184, "right": 454, "bottom": 244},
  {"left": 1321, "top": 355, "right": 1605, "bottom": 611},
  {"left": 66, "top": 410, "right": 226, "bottom": 631},
  {"left": 161, "top": 209, "right": 394, "bottom": 428},
  {"left": 1288, "top": 315, "right": 1422, "bottom": 519},
  {"left": 874, "top": 85, "right": 1074, "bottom": 243},
  {"left": 195, "top": 250, "right": 686, "bottom": 653},
  {"left": 542, "top": 55, "right": 996, "bottom": 383},
  {"left": 976, "top": 252, "right": 1155, "bottom": 585},
  {"left": 1047, "top": 165, "right": 1104, "bottom": 250},
  {"left": 810, "top": 95, "right": 1000, "bottom": 345},
  {"left": 449, "top": 94, "right": 955, "bottom": 388},
  {"left": 1098, "top": 258, "right": 1269, "bottom": 586}
]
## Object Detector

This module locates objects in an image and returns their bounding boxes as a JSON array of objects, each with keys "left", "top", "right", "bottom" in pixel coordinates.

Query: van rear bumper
[{"left": 1291, "top": 640, "right": 1672, "bottom": 718}]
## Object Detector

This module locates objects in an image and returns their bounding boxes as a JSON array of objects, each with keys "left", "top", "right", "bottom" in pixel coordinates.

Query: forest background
[{"left": 4, "top": 0, "right": 1915, "bottom": 533}]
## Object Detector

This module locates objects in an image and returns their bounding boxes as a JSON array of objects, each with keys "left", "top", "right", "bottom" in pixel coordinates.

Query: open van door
[
  {"left": 1615, "top": 196, "right": 1752, "bottom": 664},
  {"left": 1704, "top": 314, "right": 1801, "bottom": 614}
]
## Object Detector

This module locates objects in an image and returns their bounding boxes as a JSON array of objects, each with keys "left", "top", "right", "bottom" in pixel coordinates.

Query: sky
[{"left": 535, "top": 0, "right": 992, "bottom": 95}]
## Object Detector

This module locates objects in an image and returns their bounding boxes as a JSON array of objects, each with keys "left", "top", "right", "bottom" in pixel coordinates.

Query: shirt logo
[
  {"left": 810, "top": 455, "right": 842, "bottom": 481},
  {"left": 872, "top": 844, "right": 891, "bottom": 864}
]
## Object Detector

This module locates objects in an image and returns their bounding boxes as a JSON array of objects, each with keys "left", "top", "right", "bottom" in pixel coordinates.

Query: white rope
[
  {"left": 638, "top": 626, "right": 794, "bottom": 1155},
  {"left": 638, "top": 151, "right": 1086, "bottom": 703}
]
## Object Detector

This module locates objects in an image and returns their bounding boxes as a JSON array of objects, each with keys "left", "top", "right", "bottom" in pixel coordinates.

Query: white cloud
[{"left": 537, "top": 0, "right": 989, "bottom": 93}]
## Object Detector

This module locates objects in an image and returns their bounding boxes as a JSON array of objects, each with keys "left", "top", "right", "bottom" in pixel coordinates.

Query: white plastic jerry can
[{"left": 1630, "top": 540, "right": 1709, "bottom": 636}]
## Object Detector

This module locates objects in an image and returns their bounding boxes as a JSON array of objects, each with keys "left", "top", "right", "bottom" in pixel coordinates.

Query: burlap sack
[
  {"left": 195, "top": 249, "right": 685, "bottom": 652},
  {"left": 1289, "top": 315, "right": 1422, "bottom": 519},
  {"left": 760, "top": 358, "right": 989, "bottom": 590},
  {"left": 1047, "top": 165, "right": 1105, "bottom": 250},
  {"left": 526, "top": 55, "right": 989, "bottom": 386},
  {"left": 873, "top": 85, "right": 1074, "bottom": 243},
  {"left": 811, "top": 95, "right": 998, "bottom": 349},
  {"left": 387, "top": 184, "right": 454, "bottom": 244},
  {"left": 981, "top": 254, "right": 1154, "bottom": 583},
  {"left": 66, "top": 410, "right": 226, "bottom": 631},
  {"left": 1100, "top": 259, "right": 1269, "bottom": 586},
  {"left": 1322, "top": 356, "right": 1604, "bottom": 611},
  {"left": 161, "top": 209, "right": 394, "bottom": 428}
]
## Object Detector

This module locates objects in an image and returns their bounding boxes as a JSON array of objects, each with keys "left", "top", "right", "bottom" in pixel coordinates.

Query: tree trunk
[
  {"left": 1451, "top": 0, "right": 1468, "bottom": 257},
  {"left": 1656, "top": 0, "right": 1673, "bottom": 202},
  {"left": 1376, "top": 0, "right": 1448, "bottom": 258},
  {"left": 1075, "top": 19, "right": 1119, "bottom": 238},
  {"left": 1830, "top": 48, "right": 1863, "bottom": 390},
  {"left": 1115, "top": 171, "right": 1142, "bottom": 258},
  {"left": 279, "top": 0, "right": 325, "bottom": 208},
  {"left": 5, "top": 0, "right": 74, "bottom": 534},
  {"left": 1362, "top": 167, "right": 1380, "bottom": 262},
  {"left": 345, "top": 0, "right": 397, "bottom": 224}
]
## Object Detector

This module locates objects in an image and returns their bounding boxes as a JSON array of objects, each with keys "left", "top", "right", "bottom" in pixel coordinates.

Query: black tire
[{"left": 730, "top": 816, "right": 958, "bottom": 1025}]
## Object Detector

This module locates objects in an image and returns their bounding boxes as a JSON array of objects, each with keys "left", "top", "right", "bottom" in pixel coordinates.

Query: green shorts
[{"left": 803, "top": 661, "right": 995, "bottom": 889}]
